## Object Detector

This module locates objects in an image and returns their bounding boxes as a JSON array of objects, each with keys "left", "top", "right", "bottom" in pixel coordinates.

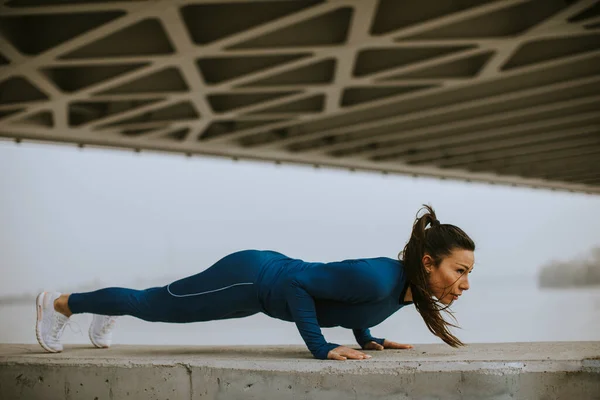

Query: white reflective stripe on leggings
[{"left": 166, "top": 282, "right": 254, "bottom": 298}]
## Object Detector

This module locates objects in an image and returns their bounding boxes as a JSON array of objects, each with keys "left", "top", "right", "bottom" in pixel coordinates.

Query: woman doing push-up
[{"left": 35, "top": 204, "right": 475, "bottom": 360}]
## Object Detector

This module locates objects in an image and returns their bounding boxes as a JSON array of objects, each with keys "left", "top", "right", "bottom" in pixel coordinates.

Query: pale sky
[{"left": 1, "top": 140, "right": 599, "bottom": 297}]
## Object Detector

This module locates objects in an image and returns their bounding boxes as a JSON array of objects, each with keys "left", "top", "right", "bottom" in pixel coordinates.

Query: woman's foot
[
  {"left": 88, "top": 315, "right": 118, "bottom": 348},
  {"left": 35, "top": 292, "right": 70, "bottom": 353}
]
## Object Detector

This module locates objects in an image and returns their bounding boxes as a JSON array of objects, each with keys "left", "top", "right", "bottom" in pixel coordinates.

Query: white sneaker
[
  {"left": 35, "top": 292, "right": 70, "bottom": 353},
  {"left": 89, "top": 315, "right": 118, "bottom": 348}
]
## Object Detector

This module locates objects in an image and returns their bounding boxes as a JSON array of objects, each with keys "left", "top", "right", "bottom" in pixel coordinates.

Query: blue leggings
[{"left": 68, "top": 251, "right": 264, "bottom": 323}]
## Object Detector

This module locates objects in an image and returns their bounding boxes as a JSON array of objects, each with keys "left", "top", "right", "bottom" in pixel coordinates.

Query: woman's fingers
[
  {"left": 328, "top": 346, "right": 372, "bottom": 361},
  {"left": 328, "top": 352, "right": 347, "bottom": 361},
  {"left": 340, "top": 347, "right": 371, "bottom": 359},
  {"left": 383, "top": 339, "right": 413, "bottom": 349}
]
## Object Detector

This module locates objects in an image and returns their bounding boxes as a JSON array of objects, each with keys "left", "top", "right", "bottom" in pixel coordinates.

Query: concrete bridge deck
[{"left": 1, "top": 342, "right": 599, "bottom": 399}]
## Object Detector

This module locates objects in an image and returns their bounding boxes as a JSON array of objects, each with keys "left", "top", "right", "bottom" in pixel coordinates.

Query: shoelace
[
  {"left": 50, "top": 314, "right": 82, "bottom": 340},
  {"left": 100, "top": 317, "right": 118, "bottom": 335}
]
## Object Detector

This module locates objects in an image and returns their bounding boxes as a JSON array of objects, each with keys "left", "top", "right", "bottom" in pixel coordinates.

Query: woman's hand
[
  {"left": 327, "top": 345, "right": 372, "bottom": 361},
  {"left": 363, "top": 339, "right": 413, "bottom": 351}
]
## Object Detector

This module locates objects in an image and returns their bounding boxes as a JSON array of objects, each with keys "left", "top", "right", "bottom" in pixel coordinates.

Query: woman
[{"left": 35, "top": 205, "right": 475, "bottom": 360}]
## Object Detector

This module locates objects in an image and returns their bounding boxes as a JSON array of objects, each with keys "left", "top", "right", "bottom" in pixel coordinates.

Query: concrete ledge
[{"left": 1, "top": 342, "right": 599, "bottom": 399}]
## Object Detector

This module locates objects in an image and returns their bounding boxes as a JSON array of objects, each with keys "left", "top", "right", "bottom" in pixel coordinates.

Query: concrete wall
[{"left": 1, "top": 343, "right": 599, "bottom": 400}]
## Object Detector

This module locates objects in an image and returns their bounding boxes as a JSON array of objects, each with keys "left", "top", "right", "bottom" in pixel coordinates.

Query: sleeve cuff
[
  {"left": 314, "top": 342, "right": 340, "bottom": 360},
  {"left": 359, "top": 336, "right": 385, "bottom": 348}
]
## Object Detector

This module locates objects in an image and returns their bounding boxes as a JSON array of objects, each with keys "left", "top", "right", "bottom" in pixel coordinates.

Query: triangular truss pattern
[
  {"left": 61, "top": 18, "right": 175, "bottom": 59},
  {"left": 14, "top": 110, "right": 53, "bottom": 128},
  {"left": 0, "top": 0, "right": 599, "bottom": 194},
  {"left": 228, "top": 7, "right": 354, "bottom": 49},
  {"left": 0, "top": 77, "right": 48, "bottom": 104}
]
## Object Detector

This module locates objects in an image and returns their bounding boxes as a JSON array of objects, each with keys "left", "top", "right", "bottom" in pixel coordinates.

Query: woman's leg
[{"left": 65, "top": 250, "right": 266, "bottom": 323}]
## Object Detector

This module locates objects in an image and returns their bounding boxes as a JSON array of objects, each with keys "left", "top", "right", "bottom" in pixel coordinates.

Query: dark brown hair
[{"left": 399, "top": 204, "right": 475, "bottom": 347}]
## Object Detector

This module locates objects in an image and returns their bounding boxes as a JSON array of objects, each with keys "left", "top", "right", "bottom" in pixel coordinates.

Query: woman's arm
[{"left": 284, "top": 260, "right": 391, "bottom": 359}]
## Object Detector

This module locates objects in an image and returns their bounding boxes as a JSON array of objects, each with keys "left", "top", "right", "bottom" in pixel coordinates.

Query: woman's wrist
[{"left": 315, "top": 342, "right": 340, "bottom": 359}]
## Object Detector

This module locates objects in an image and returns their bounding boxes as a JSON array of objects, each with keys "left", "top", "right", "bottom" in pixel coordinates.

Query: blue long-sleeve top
[{"left": 255, "top": 251, "right": 413, "bottom": 359}]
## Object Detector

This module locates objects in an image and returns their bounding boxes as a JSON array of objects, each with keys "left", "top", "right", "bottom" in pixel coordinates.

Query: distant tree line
[{"left": 538, "top": 246, "right": 600, "bottom": 288}]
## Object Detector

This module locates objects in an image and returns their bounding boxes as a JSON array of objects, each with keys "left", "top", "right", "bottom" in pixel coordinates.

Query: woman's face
[{"left": 423, "top": 248, "right": 474, "bottom": 305}]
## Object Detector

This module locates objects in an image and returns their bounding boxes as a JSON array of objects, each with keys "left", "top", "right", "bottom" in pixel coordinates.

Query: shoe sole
[
  {"left": 35, "top": 292, "right": 61, "bottom": 353},
  {"left": 88, "top": 323, "right": 109, "bottom": 349}
]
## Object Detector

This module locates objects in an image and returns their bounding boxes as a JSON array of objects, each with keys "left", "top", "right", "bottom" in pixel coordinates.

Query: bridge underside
[{"left": 0, "top": 0, "right": 599, "bottom": 193}]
